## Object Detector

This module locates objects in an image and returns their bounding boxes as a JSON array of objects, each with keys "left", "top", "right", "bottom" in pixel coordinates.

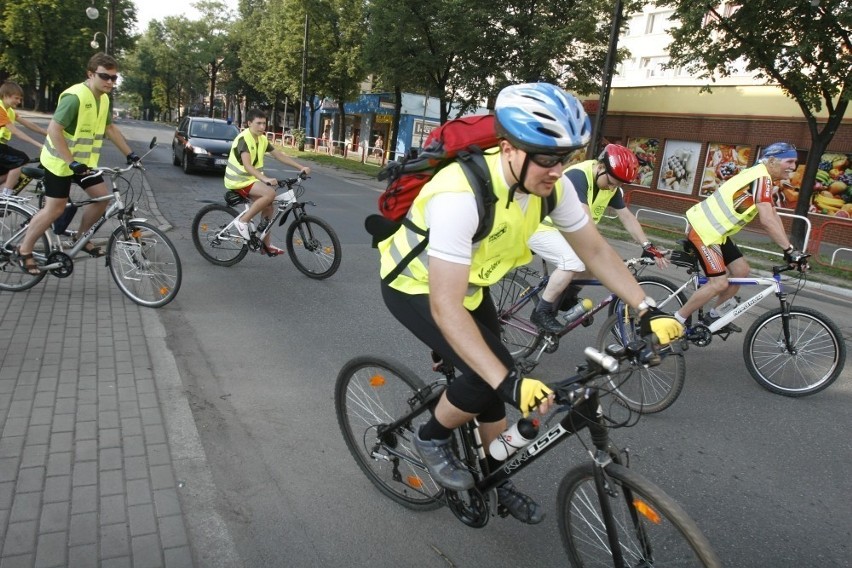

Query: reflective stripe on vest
[
  {"left": 565, "top": 160, "right": 618, "bottom": 223},
  {"left": 686, "top": 164, "right": 767, "bottom": 245},
  {"left": 0, "top": 103, "right": 15, "bottom": 143},
  {"left": 379, "top": 151, "right": 560, "bottom": 310},
  {"left": 40, "top": 84, "right": 109, "bottom": 176},
  {"left": 224, "top": 130, "right": 268, "bottom": 189}
]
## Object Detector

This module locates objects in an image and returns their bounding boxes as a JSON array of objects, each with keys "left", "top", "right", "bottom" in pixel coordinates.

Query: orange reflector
[
  {"left": 295, "top": 239, "right": 303, "bottom": 246},
  {"left": 633, "top": 499, "right": 662, "bottom": 524},
  {"left": 200, "top": 223, "right": 208, "bottom": 231},
  {"left": 368, "top": 374, "right": 386, "bottom": 388},
  {"left": 407, "top": 475, "right": 424, "bottom": 489},
  {"left": 131, "top": 229, "right": 142, "bottom": 239},
  {"left": 324, "top": 247, "right": 333, "bottom": 253},
  {"left": 159, "top": 287, "right": 169, "bottom": 297}
]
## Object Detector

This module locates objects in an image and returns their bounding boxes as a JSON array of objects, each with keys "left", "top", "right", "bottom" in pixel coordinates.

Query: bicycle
[
  {"left": 493, "top": 258, "right": 687, "bottom": 413},
  {"left": 0, "top": 138, "right": 182, "bottom": 308},
  {"left": 606, "top": 241, "right": 845, "bottom": 397},
  {"left": 335, "top": 343, "right": 721, "bottom": 567},
  {"left": 191, "top": 174, "right": 341, "bottom": 279}
]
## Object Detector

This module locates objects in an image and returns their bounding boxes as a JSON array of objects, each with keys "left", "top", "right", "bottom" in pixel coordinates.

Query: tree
[{"left": 660, "top": 0, "right": 852, "bottom": 247}]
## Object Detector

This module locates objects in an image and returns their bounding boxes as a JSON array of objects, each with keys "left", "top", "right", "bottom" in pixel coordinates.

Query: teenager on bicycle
[
  {"left": 673, "top": 142, "right": 807, "bottom": 333},
  {"left": 0, "top": 81, "right": 48, "bottom": 195},
  {"left": 15, "top": 53, "right": 139, "bottom": 275},
  {"left": 377, "top": 83, "right": 683, "bottom": 524},
  {"left": 225, "top": 108, "right": 310, "bottom": 254},
  {"left": 528, "top": 144, "right": 670, "bottom": 333}
]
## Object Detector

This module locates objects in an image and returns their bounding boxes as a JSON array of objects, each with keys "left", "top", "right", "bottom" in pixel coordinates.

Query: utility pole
[
  {"left": 589, "top": 0, "right": 624, "bottom": 158},
  {"left": 298, "top": 14, "right": 309, "bottom": 131}
]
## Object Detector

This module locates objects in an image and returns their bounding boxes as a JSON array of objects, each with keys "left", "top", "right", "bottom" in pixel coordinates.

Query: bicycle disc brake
[
  {"left": 46, "top": 251, "right": 73, "bottom": 278},
  {"left": 446, "top": 486, "right": 489, "bottom": 528},
  {"left": 687, "top": 324, "right": 712, "bottom": 347}
]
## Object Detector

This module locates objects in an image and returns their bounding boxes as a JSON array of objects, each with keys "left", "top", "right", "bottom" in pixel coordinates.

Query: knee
[{"left": 730, "top": 262, "right": 750, "bottom": 279}]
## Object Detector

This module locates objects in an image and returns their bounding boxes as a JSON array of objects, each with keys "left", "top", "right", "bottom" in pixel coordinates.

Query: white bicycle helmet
[{"left": 495, "top": 83, "right": 591, "bottom": 154}]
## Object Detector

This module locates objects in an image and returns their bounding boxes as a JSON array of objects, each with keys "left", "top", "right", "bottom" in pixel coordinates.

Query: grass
[{"left": 274, "top": 143, "right": 384, "bottom": 176}]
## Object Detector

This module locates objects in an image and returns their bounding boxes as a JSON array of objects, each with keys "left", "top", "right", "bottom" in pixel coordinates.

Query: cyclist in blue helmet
[
  {"left": 675, "top": 142, "right": 808, "bottom": 334},
  {"left": 377, "top": 83, "right": 683, "bottom": 523}
]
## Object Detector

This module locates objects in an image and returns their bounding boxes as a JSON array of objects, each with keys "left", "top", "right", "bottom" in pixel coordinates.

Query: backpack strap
[{"left": 381, "top": 219, "right": 428, "bottom": 284}]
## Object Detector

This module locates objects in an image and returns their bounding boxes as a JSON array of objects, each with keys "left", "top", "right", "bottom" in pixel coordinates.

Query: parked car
[{"left": 172, "top": 117, "right": 240, "bottom": 174}]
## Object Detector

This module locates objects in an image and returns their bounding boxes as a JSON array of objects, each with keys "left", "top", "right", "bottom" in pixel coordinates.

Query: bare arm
[
  {"left": 756, "top": 202, "right": 793, "bottom": 250},
  {"left": 15, "top": 116, "right": 48, "bottom": 137},
  {"left": 616, "top": 208, "right": 669, "bottom": 268},
  {"left": 240, "top": 151, "right": 274, "bottom": 184},
  {"left": 5, "top": 121, "right": 43, "bottom": 150},
  {"left": 104, "top": 123, "right": 133, "bottom": 156},
  {"left": 45, "top": 120, "right": 74, "bottom": 164}
]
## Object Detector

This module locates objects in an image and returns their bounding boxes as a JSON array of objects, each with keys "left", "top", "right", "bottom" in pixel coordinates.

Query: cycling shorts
[
  {"left": 527, "top": 227, "right": 585, "bottom": 272},
  {"left": 686, "top": 226, "right": 743, "bottom": 278},
  {"left": 380, "top": 283, "right": 511, "bottom": 423},
  {"left": 231, "top": 185, "right": 253, "bottom": 198},
  {"left": 43, "top": 168, "right": 105, "bottom": 199},
  {"left": 0, "top": 144, "right": 28, "bottom": 175}
]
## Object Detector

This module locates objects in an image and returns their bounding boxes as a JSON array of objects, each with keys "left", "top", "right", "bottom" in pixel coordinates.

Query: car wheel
[
  {"left": 182, "top": 153, "right": 194, "bottom": 174},
  {"left": 172, "top": 144, "right": 181, "bottom": 166}
]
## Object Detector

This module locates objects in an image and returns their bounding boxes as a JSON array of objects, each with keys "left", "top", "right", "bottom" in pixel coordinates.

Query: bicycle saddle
[
  {"left": 224, "top": 191, "right": 248, "bottom": 207},
  {"left": 22, "top": 166, "right": 45, "bottom": 179}
]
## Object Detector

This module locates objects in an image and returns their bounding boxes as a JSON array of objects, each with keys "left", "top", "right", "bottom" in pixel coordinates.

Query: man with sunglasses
[
  {"left": 528, "top": 144, "right": 669, "bottom": 333},
  {"left": 15, "top": 53, "right": 138, "bottom": 274},
  {"left": 378, "top": 84, "right": 683, "bottom": 524}
]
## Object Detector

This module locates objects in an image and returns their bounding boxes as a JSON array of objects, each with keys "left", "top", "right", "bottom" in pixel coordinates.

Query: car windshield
[{"left": 190, "top": 122, "right": 239, "bottom": 140}]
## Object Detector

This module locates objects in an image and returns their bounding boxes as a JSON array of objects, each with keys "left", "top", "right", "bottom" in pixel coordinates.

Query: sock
[
  {"left": 674, "top": 311, "right": 687, "bottom": 324},
  {"left": 535, "top": 299, "right": 555, "bottom": 314},
  {"left": 419, "top": 417, "right": 452, "bottom": 441},
  {"left": 709, "top": 308, "right": 720, "bottom": 318}
]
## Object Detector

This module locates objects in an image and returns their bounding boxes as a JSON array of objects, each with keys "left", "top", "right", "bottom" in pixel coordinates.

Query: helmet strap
[{"left": 506, "top": 155, "right": 533, "bottom": 207}]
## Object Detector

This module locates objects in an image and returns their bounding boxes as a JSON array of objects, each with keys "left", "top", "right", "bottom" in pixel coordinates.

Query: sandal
[
  {"left": 14, "top": 247, "right": 40, "bottom": 275},
  {"left": 75, "top": 239, "right": 105, "bottom": 258}
]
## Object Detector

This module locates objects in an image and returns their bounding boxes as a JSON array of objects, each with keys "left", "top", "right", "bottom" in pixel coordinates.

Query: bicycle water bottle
[
  {"left": 561, "top": 298, "right": 593, "bottom": 325},
  {"left": 489, "top": 418, "right": 539, "bottom": 461}
]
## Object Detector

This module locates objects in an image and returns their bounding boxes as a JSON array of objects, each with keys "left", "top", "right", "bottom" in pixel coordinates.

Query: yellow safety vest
[
  {"left": 566, "top": 160, "right": 619, "bottom": 223},
  {"left": 379, "top": 150, "right": 562, "bottom": 310},
  {"left": 224, "top": 129, "right": 268, "bottom": 189},
  {"left": 686, "top": 164, "right": 768, "bottom": 245},
  {"left": 40, "top": 83, "right": 109, "bottom": 176},
  {"left": 0, "top": 102, "right": 15, "bottom": 143}
]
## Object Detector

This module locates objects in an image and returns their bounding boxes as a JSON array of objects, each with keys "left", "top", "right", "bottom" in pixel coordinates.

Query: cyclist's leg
[
  {"left": 237, "top": 180, "right": 275, "bottom": 225},
  {"left": 17, "top": 170, "right": 72, "bottom": 256},
  {"left": 713, "top": 239, "right": 748, "bottom": 309},
  {"left": 675, "top": 228, "right": 729, "bottom": 322},
  {"left": 527, "top": 227, "right": 584, "bottom": 331},
  {"left": 76, "top": 174, "right": 109, "bottom": 237}
]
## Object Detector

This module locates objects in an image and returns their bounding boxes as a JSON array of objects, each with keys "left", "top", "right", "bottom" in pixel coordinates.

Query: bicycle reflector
[
  {"left": 369, "top": 374, "right": 386, "bottom": 388},
  {"left": 407, "top": 475, "right": 425, "bottom": 489},
  {"left": 633, "top": 499, "right": 662, "bottom": 524}
]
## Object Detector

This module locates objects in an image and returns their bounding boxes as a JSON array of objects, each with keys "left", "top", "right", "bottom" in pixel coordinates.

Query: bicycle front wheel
[
  {"left": 608, "top": 275, "right": 686, "bottom": 317},
  {"left": 596, "top": 313, "right": 685, "bottom": 414},
  {"left": 191, "top": 204, "right": 248, "bottom": 266},
  {"left": 0, "top": 204, "right": 49, "bottom": 292},
  {"left": 558, "top": 462, "right": 720, "bottom": 567},
  {"left": 285, "top": 214, "right": 341, "bottom": 279},
  {"left": 108, "top": 221, "right": 182, "bottom": 308},
  {"left": 743, "top": 306, "right": 845, "bottom": 397},
  {"left": 491, "top": 270, "right": 542, "bottom": 359},
  {"left": 335, "top": 356, "right": 444, "bottom": 511}
]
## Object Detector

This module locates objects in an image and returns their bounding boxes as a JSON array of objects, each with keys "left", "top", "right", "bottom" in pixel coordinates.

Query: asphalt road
[{"left": 101, "top": 121, "right": 852, "bottom": 567}]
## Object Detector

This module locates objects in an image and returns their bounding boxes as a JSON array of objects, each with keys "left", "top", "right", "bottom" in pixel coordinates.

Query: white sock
[{"left": 674, "top": 312, "right": 687, "bottom": 324}]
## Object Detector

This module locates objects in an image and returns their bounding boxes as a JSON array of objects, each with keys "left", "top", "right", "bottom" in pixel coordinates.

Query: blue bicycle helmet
[
  {"left": 494, "top": 83, "right": 591, "bottom": 154},
  {"left": 759, "top": 142, "right": 797, "bottom": 162}
]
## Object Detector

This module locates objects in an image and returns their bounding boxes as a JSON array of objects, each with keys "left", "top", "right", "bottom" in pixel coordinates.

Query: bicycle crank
[
  {"left": 686, "top": 324, "right": 712, "bottom": 347},
  {"left": 446, "top": 486, "right": 489, "bottom": 528},
  {"left": 46, "top": 251, "right": 74, "bottom": 278}
]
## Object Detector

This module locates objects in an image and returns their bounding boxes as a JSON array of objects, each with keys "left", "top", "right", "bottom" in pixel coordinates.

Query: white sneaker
[{"left": 233, "top": 218, "right": 250, "bottom": 239}]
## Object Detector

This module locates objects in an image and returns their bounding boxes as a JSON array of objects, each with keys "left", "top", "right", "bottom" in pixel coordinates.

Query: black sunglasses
[
  {"left": 95, "top": 72, "right": 119, "bottom": 82},
  {"left": 529, "top": 152, "right": 574, "bottom": 168}
]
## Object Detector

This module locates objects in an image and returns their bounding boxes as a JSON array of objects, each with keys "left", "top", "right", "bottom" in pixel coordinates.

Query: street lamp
[
  {"left": 588, "top": 0, "right": 625, "bottom": 158},
  {"left": 85, "top": 0, "right": 115, "bottom": 55},
  {"left": 90, "top": 31, "right": 107, "bottom": 50}
]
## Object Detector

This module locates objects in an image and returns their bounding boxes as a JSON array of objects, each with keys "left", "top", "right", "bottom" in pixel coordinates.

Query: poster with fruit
[
  {"left": 625, "top": 137, "right": 659, "bottom": 187},
  {"left": 657, "top": 140, "right": 701, "bottom": 194},
  {"left": 700, "top": 143, "right": 752, "bottom": 197},
  {"left": 773, "top": 150, "right": 852, "bottom": 220}
]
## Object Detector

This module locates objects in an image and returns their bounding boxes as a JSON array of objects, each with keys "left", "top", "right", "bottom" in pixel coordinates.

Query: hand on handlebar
[
  {"left": 641, "top": 242, "right": 670, "bottom": 269},
  {"left": 69, "top": 161, "right": 90, "bottom": 175},
  {"left": 638, "top": 307, "right": 684, "bottom": 347},
  {"left": 783, "top": 248, "right": 810, "bottom": 272},
  {"left": 126, "top": 152, "right": 141, "bottom": 165},
  {"left": 496, "top": 369, "right": 555, "bottom": 418}
]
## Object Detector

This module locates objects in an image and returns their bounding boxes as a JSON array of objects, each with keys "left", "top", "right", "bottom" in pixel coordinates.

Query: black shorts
[
  {"left": 381, "top": 282, "right": 512, "bottom": 423},
  {"left": 686, "top": 227, "right": 744, "bottom": 278},
  {"left": 43, "top": 168, "right": 104, "bottom": 199},
  {"left": 0, "top": 144, "right": 29, "bottom": 175}
]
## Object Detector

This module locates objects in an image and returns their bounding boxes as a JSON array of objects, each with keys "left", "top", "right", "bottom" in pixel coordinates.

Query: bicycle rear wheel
[
  {"left": 191, "top": 204, "right": 248, "bottom": 266},
  {"left": 107, "top": 221, "right": 182, "bottom": 308},
  {"left": 558, "top": 462, "right": 720, "bottom": 567},
  {"left": 285, "top": 214, "right": 341, "bottom": 279},
  {"left": 596, "top": 314, "right": 685, "bottom": 414},
  {"left": 743, "top": 306, "right": 845, "bottom": 396},
  {"left": 0, "top": 204, "right": 49, "bottom": 291},
  {"left": 335, "top": 356, "right": 444, "bottom": 510},
  {"left": 491, "top": 270, "right": 542, "bottom": 359}
]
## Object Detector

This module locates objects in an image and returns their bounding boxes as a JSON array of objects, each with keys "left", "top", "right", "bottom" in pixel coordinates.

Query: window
[{"left": 645, "top": 10, "right": 676, "bottom": 34}]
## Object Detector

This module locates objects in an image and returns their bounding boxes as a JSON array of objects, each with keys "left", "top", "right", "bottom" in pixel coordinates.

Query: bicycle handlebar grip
[{"left": 583, "top": 347, "right": 619, "bottom": 374}]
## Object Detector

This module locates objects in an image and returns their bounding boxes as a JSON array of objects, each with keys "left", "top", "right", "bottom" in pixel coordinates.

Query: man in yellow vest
[
  {"left": 15, "top": 53, "right": 138, "bottom": 275},
  {"left": 379, "top": 83, "right": 683, "bottom": 523},
  {"left": 673, "top": 142, "right": 807, "bottom": 332},
  {"left": 0, "top": 81, "right": 47, "bottom": 195},
  {"left": 528, "top": 144, "right": 669, "bottom": 333},
  {"left": 225, "top": 108, "right": 310, "bottom": 254}
]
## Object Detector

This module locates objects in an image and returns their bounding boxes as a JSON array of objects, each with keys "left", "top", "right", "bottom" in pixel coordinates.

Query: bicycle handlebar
[{"left": 267, "top": 173, "right": 311, "bottom": 188}]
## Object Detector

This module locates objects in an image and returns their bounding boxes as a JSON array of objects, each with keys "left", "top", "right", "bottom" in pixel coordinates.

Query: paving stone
[
  {"left": 158, "top": 515, "right": 189, "bottom": 549},
  {"left": 67, "top": 512, "right": 98, "bottom": 546},
  {"left": 100, "top": 494, "right": 126, "bottom": 525},
  {"left": 38, "top": 501, "right": 69, "bottom": 534},
  {"left": 128, "top": 503, "right": 157, "bottom": 536},
  {"left": 163, "top": 546, "right": 194, "bottom": 568},
  {"left": 3, "top": 520, "right": 37, "bottom": 556},
  {"left": 42, "top": 476, "right": 71, "bottom": 504},
  {"left": 9, "top": 491, "right": 41, "bottom": 522},
  {"left": 100, "top": 470, "right": 124, "bottom": 496},
  {"left": 34, "top": 530, "right": 66, "bottom": 568},
  {"left": 15, "top": 467, "right": 45, "bottom": 494},
  {"left": 71, "top": 485, "right": 97, "bottom": 515},
  {"left": 100, "top": 523, "right": 129, "bottom": 559},
  {"left": 131, "top": 533, "right": 164, "bottom": 568},
  {"left": 67, "top": 543, "right": 97, "bottom": 568}
]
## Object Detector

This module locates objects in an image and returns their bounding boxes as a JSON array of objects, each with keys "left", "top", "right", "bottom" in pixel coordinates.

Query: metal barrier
[
  {"left": 634, "top": 208, "right": 690, "bottom": 234},
  {"left": 830, "top": 248, "right": 852, "bottom": 267},
  {"left": 807, "top": 219, "right": 852, "bottom": 272},
  {"left": 737, "top": 212, "right": 812, "bottom": 259}
]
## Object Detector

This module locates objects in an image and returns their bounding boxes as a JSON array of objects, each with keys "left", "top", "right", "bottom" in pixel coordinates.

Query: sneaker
[
  {"left": 530, "top": 308, "right": 564, "bottom": 334},
  {"left": 413, "top": 429, "right": 474, "bottom": 492},
  {"left": 702, "top": 313, "right": 741, "bottom": 333},
  {"left": 496, "top": 479, "right": 544, "bottom": 524},
  {"left": 233, "top": 218, "right": 250, "bottom": 240},
  {"left": 264, "top": 244, "right": 285, "bottom": 256}
]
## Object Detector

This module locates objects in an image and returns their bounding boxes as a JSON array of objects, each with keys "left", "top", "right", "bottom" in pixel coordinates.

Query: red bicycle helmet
[{"left": 598, "top": 144, "right": 639, "bottom": 184}]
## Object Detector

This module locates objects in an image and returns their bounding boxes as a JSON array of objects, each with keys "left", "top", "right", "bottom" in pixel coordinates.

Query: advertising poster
[
  {"left": 625, "top": 137, "right": 659, "bottom": 187},
  {"left": 657, "top": 140, "right": 701, "bottom": 194},
  {"left": 700, "top": 143, "right": 752, "bottom": 197},
  {"left": 775, "top": 150, "right": 852, "bottom": 219}
]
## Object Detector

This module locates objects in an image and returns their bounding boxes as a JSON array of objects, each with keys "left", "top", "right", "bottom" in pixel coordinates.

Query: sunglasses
[
  {"left": 529, "top": 152, "right": 574, "bottom": 168},
  {"left": 94, "top": 72, "right": 119, "bottom": 82}
]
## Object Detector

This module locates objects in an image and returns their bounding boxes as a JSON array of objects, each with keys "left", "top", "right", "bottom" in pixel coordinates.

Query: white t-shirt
[{"left": 425, "top": 165, "right": 588, "bottom": 265}]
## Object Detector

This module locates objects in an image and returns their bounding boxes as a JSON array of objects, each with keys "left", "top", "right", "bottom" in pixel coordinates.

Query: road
[{"left": 117, "top": 121, "right": 852, "bottom": 567}]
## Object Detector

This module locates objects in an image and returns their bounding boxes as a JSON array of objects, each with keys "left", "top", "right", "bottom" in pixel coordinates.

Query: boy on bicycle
[
  {"left": 673, "top": 142, "right": 808, "bottom": 332},
  {"left": 0, "top": 81, "right": 48, "bottom": 195},
  {"left": 528, "top": 144, "right": 670, "bottom": 333},
  {"left": 378, "top": 83, "right": 683, "bottom": 524},
  {"left": 225, "top": 108, "right": 310, "bottom": 255}
]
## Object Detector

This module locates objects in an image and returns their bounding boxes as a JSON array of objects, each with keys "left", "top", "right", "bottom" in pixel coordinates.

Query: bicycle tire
[
  {"left": 558, "top": 462, "right": 720, "bottom": 567},
  {"left": 285, "top": 214, "right": 341, "bottom": 279},
  {"left": 335, "top": 356, "right": 444, "bottom": 511},
  {"left": 0, "top": 204, "right": 49, "bottom": 292},
  {"left": 596, "top": 314, "right": 686, "bottom": 414},
  {"left": 743, "top": 306, "right": 846, "bottom": 397},
  {"left": 491, "top": 270, "right": 542, "bottom": 359},
  {"left": 191, "top": 204, "right": 249, "bottom": 266},
  {"left": 608, "top": 275, "right": 687, "bottom": 317},
  {"left": 107, "top": 221, "right": 182, "bottom": 308}
]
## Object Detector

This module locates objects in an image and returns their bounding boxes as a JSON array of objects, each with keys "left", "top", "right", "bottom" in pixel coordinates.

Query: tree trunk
[{"left": 391, "top": 85, "right": 402, "bottom": 160}]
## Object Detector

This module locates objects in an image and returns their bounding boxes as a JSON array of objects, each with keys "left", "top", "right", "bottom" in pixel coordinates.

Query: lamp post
[
  {"left": 85, "top": 1, "right": 115, "bottom": 55},
  {"left": 90, "top": 31, "right": 108, "bottom": 50},
  {"left": 588, "top": 0, "right": 625, "bottom": 158}
]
